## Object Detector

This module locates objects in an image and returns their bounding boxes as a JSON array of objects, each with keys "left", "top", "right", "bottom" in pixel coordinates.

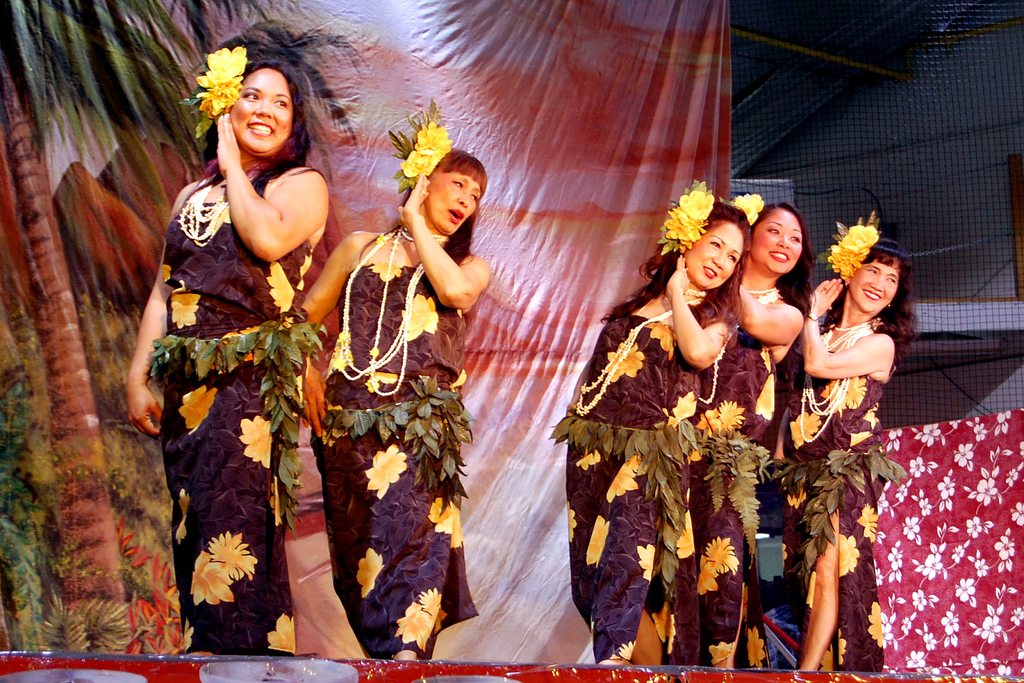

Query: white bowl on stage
[
  {"left": 0, "top": 671, "right": 147, "bottom": 683},
  {"left": 199, "top": 659, "right": 358, "bottom": 683}
]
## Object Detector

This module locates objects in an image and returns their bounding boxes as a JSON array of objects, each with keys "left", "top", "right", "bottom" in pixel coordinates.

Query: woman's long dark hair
[
  {"left": 752, "top": 203, "right": 814, "bottom": 317},
  {"left": 825, "top": 237, "right": 916, "bottom": 363},
  {"left": 606, "top": 201, "right": 749, "bottom": 327},
  {"left": 200, "top": 58, "right": 315, "bottom": 196}
]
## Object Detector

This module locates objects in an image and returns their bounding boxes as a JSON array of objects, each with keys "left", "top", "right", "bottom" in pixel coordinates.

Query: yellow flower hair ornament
[
  {"left": 730, "top": 193, "right": 765, "bottom": 226},
  {"left": 658, "top": 180, "right": 716, "bottom": 255},
  {"left": 826, "top": 212, "right": 881, "bottom": 280},
  {"left": 182, "top": 46, "right": 248, "bottom": 139},
  {"left": 389, "top": 101, "right": 453, "bottom": 193}
]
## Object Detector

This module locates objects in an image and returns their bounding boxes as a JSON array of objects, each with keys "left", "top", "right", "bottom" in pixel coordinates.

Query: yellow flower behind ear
[
  {"left": 586, "top": 516, "right": 610, "bottom": 566},
  {"left": 267, "top": 262, "right": 295, "bottom": 313},
  {"left": 179, "top": 386, "right": 218, "bottom": 433},
  {"left": 196, "top": 47, "right": 247, "bottom": 119},
  {"left": 828, "top": 221, "right": 880, "bottom": 280},
  {"left": 267, "top": 614, "right": 295, "bottom": 654},
  {"left": 401, "top": 122, "right": 453, "bottom": 179},
  {"left": 731, "top": 193, "right": 764, "bottom": 225},
  {"left": 239, "top": 416, "right": 272, "bottom": 468},
  {"left": 838, "top": 534, "right": 859, "bottom": 576},
  {"left": 407, "top": 294, "right": 439, "bottom": 341},
  {"left": 357, "top": 548, "right": 384, "bottom": 598},
  {"left": 171, "top": 292, "right": 201, "bottom": 328}
]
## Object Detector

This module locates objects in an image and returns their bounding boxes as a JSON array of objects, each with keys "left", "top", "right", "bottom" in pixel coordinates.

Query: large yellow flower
[
  {"left": 698, "top": 401, "right": 746, "bottom": 434},
  {"left": 239, "top": 415, "right": 272, "bottom": 468},
  {"left": 407, "top": 294, "right": 439, "bottom": 341},
  {"left": 697, "top": 564, "right": 720, "bottom": 595},
  {"left": 575, "top": 451, "right": 601, "bottom": 470},
  {"left": 401, "top": 122, "right": 453, "bottom": 179},
  {"left": 838, "top": 533, "right": 859, "bottom": 576},
  {"left": 267, "top": 262, "right": 295, "bottom": 313},
  {"left": 370, "top": 260, "right": 405, "bottom": 283},
  {"left": 616, "top": 641, "right": 635, "bottom": 661},
  {"left": 664, "top": 392, "right": 697, "bottom": 428},
  {"left": 828, "top": 222, "right": 880, "bottom": 280},
  {"left": 606, "top": 455, "right": 641, "bottom": 502},
  {"left": 677, "top": 186, "right": 715, "bottom": 226},
  {"left": 709, "top": 641, "right": 734, "bottom": 667},
  {"left": 366, "top": 444, "right": 408, "bottom": 499},
  {"left": 191, "top": 551, "right": 234, "bottom": 605},
  {"left": 207, "top": 531, "right": 257, "bottom": 581},
  {"left": 648, "top": 322, "right": 675, "bottom": 359},
  {"left": 755, "top": 373, "right": 775, "bottom": 420},
  {"left": 196, "top": 47, "right": 247, "bottom": 119},
  {"left": 428, "top": 498, "right": 464, "bottom": 548},
  {"left": 747, "top": 627, "right": 768, "bottom": 667},
  {"left": 731, "top": 193, "right": 764, "bottom": 225},
  {"left": 395, "top": 588, "right": 443, "bottom": 650},
  {"left": 607, "top": 343, "right": 644, "bottom": 382},
  {"left": 702, "top": 536, "right": 740, "bottom": 577},
  {"left": 586, "top": 516, "right": 610, "bottom": 566},
  {"left": 676, "top": 510, "right": 695, "bottom": 559},
  {"left": 868, "top": 602, "right": 885, "bottom": 648},
  {"left": 790, "top": 412, "right": 821, "bottom": 448},
  {"left": 171, "top": 292, "right": 201, "bottom": 328},
  {"left": 637, "top": 544, "right": 656, "bottom": 582},
  {"left": 357, "top": 547, "right": 384, "bottom": 598},
  {"left": 267, "top": 614, "right": 295, "bottom": 654},
  {"left": 858, "top": 504, "right": 879, "bottom": 542},
  {"left": 179, "top": 386, "right": 218, "bottom": 433}
]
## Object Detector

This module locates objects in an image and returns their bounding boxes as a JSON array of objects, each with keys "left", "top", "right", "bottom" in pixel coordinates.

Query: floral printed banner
[{"left": 876, "top": 408, "right": 1024, "bottom": 675}]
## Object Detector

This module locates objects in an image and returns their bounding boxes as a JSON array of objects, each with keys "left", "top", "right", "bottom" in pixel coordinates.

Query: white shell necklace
[
  {"left": 798, "top": 319, "right": 876, "bottom": 443},
  {"left": 178, "top": 183, "right": 229, "bottom": 247},
  {"left": 748, "top": 287, "right": 781, "bottom": 305}
]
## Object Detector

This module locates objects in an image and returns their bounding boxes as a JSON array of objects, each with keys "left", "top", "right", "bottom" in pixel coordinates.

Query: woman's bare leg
[
  {"left": 394, "top": 649, "right": 419, "bottom": 661},
  {"left": 598, "top": 609, "right": 663, "bottom": 666},
  {"left": 798, "top": 512, "right": 840, "bottom": 671}
]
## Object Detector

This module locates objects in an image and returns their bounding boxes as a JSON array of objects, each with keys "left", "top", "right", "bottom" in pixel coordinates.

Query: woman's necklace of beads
[
  {"left": 575, "top": 288, "right": 716, "bottom": 417},
  {"left": 748, "top": 287, "right": 781, "bottom": 305},
  {"left": 179, "top": 183, "right": 229, "bottom": 247},
  {"left": 798, "top": 319, "right": 876, "bottom": 443},
  {"left": 329, "top": 228, "right": 442, "bottom": 397}
]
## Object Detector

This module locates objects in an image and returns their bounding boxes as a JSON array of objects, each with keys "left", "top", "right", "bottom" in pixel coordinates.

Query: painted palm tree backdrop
[{"left": 0, "top": 0, "right": 733, "bottom": 659}]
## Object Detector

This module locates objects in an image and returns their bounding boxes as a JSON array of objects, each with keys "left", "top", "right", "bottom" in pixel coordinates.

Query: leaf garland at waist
[
  {"left": 699, "top": 430, "right": 772, "bottom": 549},
  {"left": 774, "top": 443, "right": 906, "bottom": 585},
  {"left": 551, "top": 412, "right": 699, "bottom": 601},
  {"left": 320, "top": 375, "right": 472, "bottom": 511},
  {"left": 150, "top": 318, "right": 323, "bottom": 531}
]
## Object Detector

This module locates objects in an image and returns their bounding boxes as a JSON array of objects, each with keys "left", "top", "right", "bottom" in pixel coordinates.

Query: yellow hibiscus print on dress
[
  {"left": 191, "top": 551, "right": 234, "bottom": 605},
  {"left": 396, "top": 588, "right": 442, "bottom": 650},
  {"left": 703, "top": 537, "right": 740, "bottom": 576},
  {"left": 664, "top": 392, "right": 697, "bottom": 427},
  {"left": 208, "top": 531, "right": 257, "bottom": 580},
  {"left": 790, "top": 412, "right": 821, "bottom": 449},
  {"left": 576, "top": 451, "right": 601, "bottom": 470},
  {"left": 408, "top": 294, "right": 439, "bottom": 341},
  {"left": 747, "top": 626, "right": 768, "bottom": 667},
  {"left": 567, "top": 505, "right": 576, "bottom": 542},
  {"left": 298, "top": 252, "right": 313, "bottom": 291},
  {"left": 179, "top": 386, "right": 218, "bottom": 434},
  {"left": 370, "top": 260, "right": 405, "bottom": 283},
  {"left": 676, "top": 509, "right": 695, "bottom": 559},
  {"left": 698, "top": 401, "right": 746, "bottom": 434},
  {"left": 838, "top": 533, "right": 859, "bottom": 576},
  {"left": 366, "top": 444, "right": 407, "bottom": 499},
  {"left": 755, "top": 373, "right": 775, "bottom": 420},
  {"left": 587, "top": 516, "right": 610, "bottom": 566},
  {"left": 787, "top": 487, "right": 806, "bottom": 509},
  {"left": 428, "top": 498, "right": 464, "bottom": 548},
  {"left": 171, "top": 292, "right": 201, "bottom": 328},
  {"left": 239, "top": 415, "right": 272, "bottom": 468},
  {"left": 858, "top": 504, "right": 878, "bottom": 542},
  {"left": 709, "top": 641, "right": 734, "bottom": 666},
  {"left": 606, "top": 454, "right": 641, "bottom": 502},
  {"left": 357, "top": 547, "right": 383, "bottom": 598},
  {"left": 607, "top": 343, "right": 644, "bottom": 383},
  {"left": 637, "top": 544, "right": 656, "bottom": 581},
  {"left": 616, "top": 641, "right": 635, "bottom": 661},
  {"left": 267, "top": 614, "right": 296, "bottom": 654},
  {"left": 850, "top": 431, "right": 871, "bottom": 447},
  {"left": 648, "top": 322, "right": 675, "bottom": 359},
  {"left": 868, "top": 601, "right": 885, "bottom": 648}
]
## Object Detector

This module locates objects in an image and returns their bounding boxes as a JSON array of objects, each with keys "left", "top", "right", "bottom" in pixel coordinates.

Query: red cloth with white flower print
[{"left": 875, "top": 408, "right": 1024, "bottom": 675}]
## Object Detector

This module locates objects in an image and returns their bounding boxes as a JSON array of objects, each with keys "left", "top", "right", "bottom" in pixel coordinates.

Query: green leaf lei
[
  {"left": 699, "top": 430, "right": 772, "bottom": 549},
  {"left": 774, "top": 443, "right": 906, "bottom": 586},
  {"left": 320, "top": 376, "right": 472, "bottom": 510},
  {"left": 551, "top": 413, "right": 698, "bottom": 600},
  {"left": 150, "top": 317, "right": 323, "bottom": 530}
]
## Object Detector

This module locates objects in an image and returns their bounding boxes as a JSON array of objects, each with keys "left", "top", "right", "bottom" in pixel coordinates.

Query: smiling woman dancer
[
  {"left": 689, "top": 202, "right": 813, "bottom": 668},
  {"left": 302, "top": 107, "right": 488, "bottom": 660},
  {"left": 127, "top": 47, "right": 329, "bottom": 654},
  {"left": 778, "top": 217, "right": 913, "bottom": 672},
  {"left": 553, "top": 183, "right": 749, "bottom": 665}
]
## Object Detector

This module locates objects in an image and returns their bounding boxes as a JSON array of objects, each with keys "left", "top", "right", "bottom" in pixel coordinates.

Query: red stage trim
[{"left": 0, "top": 653, "right": 1018, "bottom": 682}]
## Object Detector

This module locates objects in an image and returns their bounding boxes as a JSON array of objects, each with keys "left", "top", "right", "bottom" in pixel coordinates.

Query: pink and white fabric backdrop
[{"left": 877, "top": 408, "right": 1024, "bottom": 675}]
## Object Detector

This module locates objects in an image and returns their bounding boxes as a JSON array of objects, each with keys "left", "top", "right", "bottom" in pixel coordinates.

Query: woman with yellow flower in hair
[
  {"left": 553, "top": 183, "right": 748, "bottom": 665},
  {"left": 127, "top": 46, "right": 329, "bottom": 654},
  {"left": 301, "top": 105, "right": 489, "bottom": 660},
  {"left": 777, "top": 218, "right": 913, "bottom": 672},
  {"left": 688, "top": 201, "right": 813, "bottom": 668}
]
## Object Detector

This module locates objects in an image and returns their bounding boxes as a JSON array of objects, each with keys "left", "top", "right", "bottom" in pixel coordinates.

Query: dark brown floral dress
[
  {"left": 779, "top": 356, "right": 904, "bottom": 672},
  {"left": 158, "top": 194, "right": 313, "bottom": 654},
  {"left": 314, "top": 259, "right": 476, "bottom": 659},
  {"left": 554, "top": 315, "right": 701, "bottom": 665},
  {"left": 691, "top": 328, "right": 773, "bottom": 667}
]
